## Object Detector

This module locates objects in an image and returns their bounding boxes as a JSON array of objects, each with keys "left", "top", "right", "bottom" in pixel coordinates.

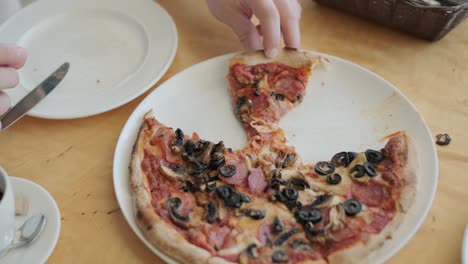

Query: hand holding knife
[{"left": 0, "top": 62, "right": 70, "bottom": 131}]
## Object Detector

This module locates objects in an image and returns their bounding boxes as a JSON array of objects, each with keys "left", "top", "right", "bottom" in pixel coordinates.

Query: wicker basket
[{"left": 314, "top": 0, "right": 468, "bottom": 40}]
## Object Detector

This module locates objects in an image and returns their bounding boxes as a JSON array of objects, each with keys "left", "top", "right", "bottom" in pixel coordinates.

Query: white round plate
[
  {"left": 113, "top": 52, "right": 438, "bottom": 263},
  {"left": 2, "top": 177, "right": 61, "bottom": 264},
  {"left": 0, "top": 0, "right": 177, "bottom": 119}
]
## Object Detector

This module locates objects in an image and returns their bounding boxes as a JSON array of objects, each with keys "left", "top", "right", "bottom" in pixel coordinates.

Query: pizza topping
[
  {"left": 363, "top": 162, "right": 377, "bottom": 177},
  {"left": 182, "top": 180, "right": 199, "bottom": 193},
  {"left": 167, "top": 197, "right": 192, "bottom": 228},
  {"left": 245, "top": 243, "right": 259, "bottom": 258},
  {"left": 281, "top": 153, "right": 296, "bottom": 168},
  {"left": 365, "top": 149, "right": 384, "bottom": 163},
  {"left": 314, "top": 161, "right": 335, "bottom": 176},
  {"left": 283, "top": 188, "right": 299, "bottom": 201},
  {"left": 326, "top": 173, "right": 342, "bottom": 185},
  {"left": 274, "top": 77, "right": 306, "bottom": 102},
  {"left": 216, "top": 185, "right": 245, "bottom": 208},
  {"left": 349, "top": 165, "right": 365, "bottom": 178},
  {"left": 331, "top": 152, "right": 349, "bottom": 167},
  {"left": 350, "top": 182, "right": 388, "bottom": 207},
  {"left": 327, "top": 204, "right": 345, "bottom": 232},
  {"left": 220, "top": 164, "right": 237, "bottom": 178},
  {"left": 286, "top": 176, "right": 310, "bottom": 191},
  {"left": 203, "top": 201, "right": 218, "bottom": 224},
  {"left": 274, "top": 93, "right": 285, "bottom": 101},
  {"left": 216, "top": 185, "right": 231, "bottom": 199},
  {"left": 240, "top": 193, "right": 251, "bottom": 203},
  {"left": 310, "top": 194, "right": 330, "bottom": 207},
  {"left": 296, "top": 209, "right": 322, "bottom": 224},
  {"left": 236, "top": 96, "right": 252, "bottom": 122},
  {"left": 237, "top": 208, "right": 267, "bottom": 220},
  {"left": 205, "top": 182, "right": 216, "bottom": 193},
  {"left": 247, "top": 168, "right": 268, "bottom": 195},
  {"left": 274, "top": 228, "right": 299, "bottom": 246},
  {"left": 272, "top": 216, "right": 284, "bottom": 234},
  {"left": 268, "top": 177, "right": 287, "bottom": 190},
  {"left": 290, "top": 239, "right": 313, "bottom": 252},
  {"left": 159, "top": 166, "right": 186, "bottom": 181},
  {"left": 171, "top": 128, "right": 184, "bottom": 154},
  {"left": 209, "top": 157, "right": 225, "bottom": 169},
  {"left": 436, "top": 133, "right": 451, "bottom": 146},
  {"left": 347, "top": 152, "right": 358, "bottom": 164},
  {"left": 343, "top": 199, "right": 362, "bottom": 216},
  {"left": 272, "top": 250, "right": 289, "bottom": 263}
]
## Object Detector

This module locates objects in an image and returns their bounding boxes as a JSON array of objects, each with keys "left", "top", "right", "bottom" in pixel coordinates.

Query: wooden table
[{"left": 0, "top": 1, "right": 467, "bottom": 263}]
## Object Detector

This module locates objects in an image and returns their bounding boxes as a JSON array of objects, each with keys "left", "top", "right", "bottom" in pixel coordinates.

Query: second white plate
[{"left": 0, "top": 0, "right": 177, "bottom": 119}]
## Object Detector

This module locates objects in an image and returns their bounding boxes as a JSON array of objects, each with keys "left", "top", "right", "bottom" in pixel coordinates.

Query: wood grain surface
[{"left": 0, "top": 0, "right": 467, "bottom": 263}]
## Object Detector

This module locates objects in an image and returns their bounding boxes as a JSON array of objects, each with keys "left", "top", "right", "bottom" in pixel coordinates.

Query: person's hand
[
  {"left": 207, "top": 0, "right": 301, "bottom": 58},
  {"left": 0, "top": 44, "right": 27, "bottom": 116}
]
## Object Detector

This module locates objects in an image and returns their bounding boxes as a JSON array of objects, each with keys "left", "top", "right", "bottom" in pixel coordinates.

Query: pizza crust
[
  {"left": 229, "top": 48, "right": 314, "bottom": 69},
  {"left": 129, "top": 111, "right": 233, "bottom": 264}
]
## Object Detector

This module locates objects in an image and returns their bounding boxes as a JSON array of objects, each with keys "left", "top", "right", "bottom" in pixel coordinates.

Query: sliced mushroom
[
  {"left": 287, "top": 176, "right": 310, "bottom": 190},
  {"left": 280, "top": 169, "right": 305, "bottom": 182},
  {"left": 159, "top": 166, "right": 186, "bottom": 181},
  {"left": 239, "top": 244, "right": 258, "bottom": 264},
  {"left": 304, "top": 222, "right": 328, "bottom": 245},
  {"left": 309, "top": 194, "right": 337, "bottom": 209},
  {"left": 325, "top": 204, "right": 345, "bottom": 232},
  {"left": 200, "top": 142, "right": 214, "bottom": 164},
  {"left": 282, "top": 153, "right": 296, "bottom": 168},
  {"left": 167, "top": 197, "right": 190, "bottom": 228},
  {"left": 244, "top": 154, "right": 253, "bottom": 172}
]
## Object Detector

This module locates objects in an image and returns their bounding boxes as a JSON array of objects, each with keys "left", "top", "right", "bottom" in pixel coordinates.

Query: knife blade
[{"left": 0, "top": 62, "right": 70, "bottom": 131}]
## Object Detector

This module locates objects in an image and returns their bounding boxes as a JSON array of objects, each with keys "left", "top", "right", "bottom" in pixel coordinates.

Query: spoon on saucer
[{"left": 0, "top": 214, "right": 46, "bottom": 257}]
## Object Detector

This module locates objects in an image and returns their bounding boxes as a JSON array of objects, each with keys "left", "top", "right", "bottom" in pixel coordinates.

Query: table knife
[{"left": 0, "top": 62, "right": 70, "bottom": 131}]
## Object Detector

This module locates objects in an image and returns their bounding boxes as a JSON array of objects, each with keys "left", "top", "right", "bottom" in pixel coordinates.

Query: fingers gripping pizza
[{"left": 130, "top": 49, "right": 415, "bottom": 264}]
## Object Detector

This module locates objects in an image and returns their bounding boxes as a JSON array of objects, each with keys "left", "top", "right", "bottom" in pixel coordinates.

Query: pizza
[{"left": 129, "top": 49, "right": 415, "bottom": 264}]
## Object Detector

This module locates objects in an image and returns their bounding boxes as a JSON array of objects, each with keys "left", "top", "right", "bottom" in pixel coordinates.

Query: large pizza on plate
[{"left": 129, "top": 49, "right": 415, "bottom": 264}]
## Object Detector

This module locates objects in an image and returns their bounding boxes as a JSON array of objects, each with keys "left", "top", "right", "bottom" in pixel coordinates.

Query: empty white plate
[
  {"left": 113, "top": 52, "right": 438, "bottom": 263},
  {"left": 0, "top": 0, "right": 177, "bottom": 119}
]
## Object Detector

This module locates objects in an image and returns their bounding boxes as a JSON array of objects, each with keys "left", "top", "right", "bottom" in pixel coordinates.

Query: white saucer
[
  {"left": 0, "top": 177, "right": 60, "bottom": 264},
  {"left": 0, "top": 0, "right": 177, "bottom": 119}
]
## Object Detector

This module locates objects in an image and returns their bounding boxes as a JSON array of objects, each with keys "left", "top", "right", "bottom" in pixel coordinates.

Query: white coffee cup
[{"left": 0, "top": 167, "right": 15, "bottom": 250}]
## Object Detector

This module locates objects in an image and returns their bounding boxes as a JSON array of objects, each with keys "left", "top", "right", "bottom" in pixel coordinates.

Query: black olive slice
[
  {"left": 343, "top": 199, "right": 362, "bottom": 216},
  {"left": 184, "top": 140, "right": 196, "bottom": 156},
  {"left": 215, "top": 186, "right": 231, "bottom": 199},
  {"left": 240, "top": 194, "right": 251, "bottom": 203},
  {"left": 274, "top": 228, "right": 299, "bottom": 246},
  {"left": 310, "top": 195, "right": 328, "bottom": 207},
  {"left": 331, "top": 152, "right": 349, "bottom": 167},
  {"left": 436, "top": 133, "right": 451, "bottom": 146},
  {"left": 347, "top": 152, "right": 358, "bottom": 164},
  {"left": 282, "top": 188, "right": 299, "bottom": 201},
  {"left": 326, "top": 173, "right": 342, "bottom": 185},
  {"left": 363, "top": 162, "right": 377, "bottom": 177},
  {"left": 272, "top": 250, "right": 289, "bottom": 263},
  {"left": 219, "top": 164, "right": 237, "bottom": 178},
  {"left": 204, "top": 202, "right": 218, "bottom": 224},
  {"left": 365, "top": 149, "right": 384, "bottom": 163},
  {"left": 224, "top": 192, "right": 242, "bottom": 208},
  {"left": 350, "top": 165, "right": 365, "bottom": 178},
  {"left": 205, "top": 182, "right": 216, "bottom": 193},
  {"left": 296, "top": 209, "right": 322, "bottom": 224},
  {"left": 272, "top": 216, "right": 284, "bottom": 234},
  {"left": 296, "top": 93, "right": 303, "bottom": 102},
  {"left": 275, "top": 93, "right": 285, "bottom": 101},
  {"left": 209, "top": 157, "right": 225, "bottom": 169},
  {"left": 314, "top": 161, "right": 335, "bottom": 176},
  {"left": 174, "top": 128, "right": 184, "bottom": 145}
]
